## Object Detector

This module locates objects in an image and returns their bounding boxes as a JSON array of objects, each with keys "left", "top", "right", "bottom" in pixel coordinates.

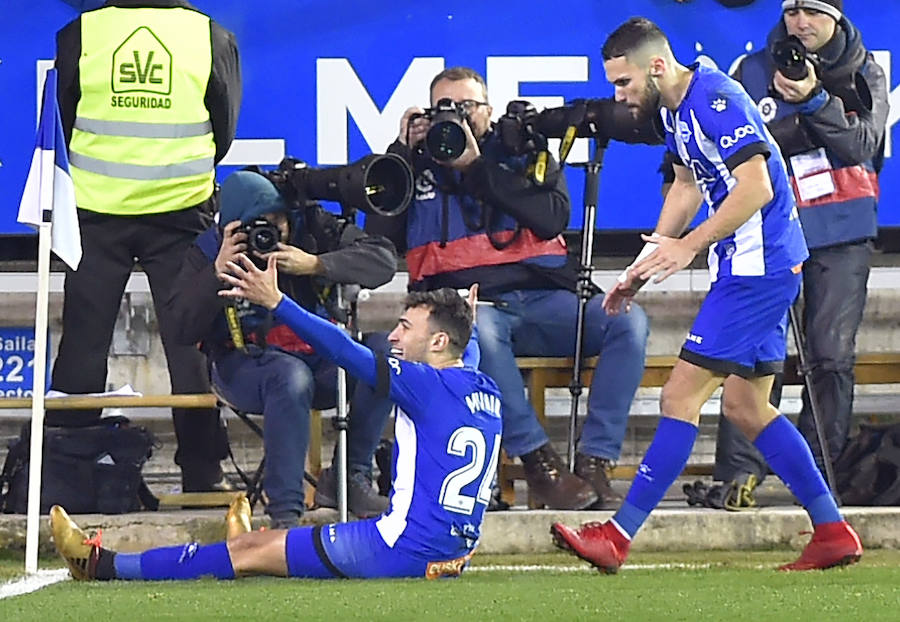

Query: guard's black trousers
[{"left": 49, "top": 206, "right": 228, "bottom": 485}]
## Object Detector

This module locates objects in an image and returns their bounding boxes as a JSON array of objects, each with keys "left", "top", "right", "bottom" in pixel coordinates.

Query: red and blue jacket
[{"left": 368, "top": 130, "right": 577, "bottom": 298}]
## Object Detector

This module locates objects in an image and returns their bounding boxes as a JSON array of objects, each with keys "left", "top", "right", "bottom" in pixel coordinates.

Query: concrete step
[{"left": 2, "top": 503, "right": 896, "bottom": 557}]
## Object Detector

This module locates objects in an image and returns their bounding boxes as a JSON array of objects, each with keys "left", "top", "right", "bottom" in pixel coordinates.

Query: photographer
[
  {"left": 712, "top": 0, "right": 889, "bottom": 483},
  {"left": 366, "top": 67, "right": 650, "bottom": 510},
  {"left": 165, "top": 170, "right": 397, "bottom": 528}
]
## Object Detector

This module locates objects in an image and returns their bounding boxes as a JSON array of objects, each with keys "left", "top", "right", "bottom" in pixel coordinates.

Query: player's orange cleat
[
  {"left": 49, "top": 505, "right": 100, "bottom": 581},
  {"left": 778, "top": 520, "right": 863, "bottom": 571},
  {"left": 550, "top": 520, "right": 630, "bottom": 574},
  {"left": 225, "top": 493, "right": 252, "bottom": 540}
]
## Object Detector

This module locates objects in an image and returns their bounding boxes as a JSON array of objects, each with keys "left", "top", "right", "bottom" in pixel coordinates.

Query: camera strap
[
  {"left": 553, "top": 99, "right": 588, "bottom": 166},
  {"left": 224, "top": 303, "right": 249, "bottom": 353}
]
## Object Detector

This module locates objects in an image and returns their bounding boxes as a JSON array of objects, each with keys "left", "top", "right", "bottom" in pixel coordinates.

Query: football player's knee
[{"left": 659, "top": 385, "right": 699, "bottom": 421}]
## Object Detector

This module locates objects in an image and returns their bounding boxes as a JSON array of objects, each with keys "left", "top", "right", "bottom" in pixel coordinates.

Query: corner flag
[{"left": 17, "top": 68, "right": 81, "bottom": 270}]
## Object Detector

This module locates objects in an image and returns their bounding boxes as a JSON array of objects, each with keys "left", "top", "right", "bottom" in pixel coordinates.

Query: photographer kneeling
[
  {"left": 166, "top": 170, "right": 397, "bottom": 528},
  {"left": 366, "top": 67, "right": 649, "bottom": 510}
]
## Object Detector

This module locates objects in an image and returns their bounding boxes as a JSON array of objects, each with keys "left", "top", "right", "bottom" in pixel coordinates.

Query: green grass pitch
[{"left": 2, "top": 550, "right": 899, "bottom": 620}]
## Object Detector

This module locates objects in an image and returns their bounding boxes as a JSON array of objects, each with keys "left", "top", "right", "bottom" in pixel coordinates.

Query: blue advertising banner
[
  {"left": 1, "top": 0, "right": 898, "bottom": 232},
  {"left": 0, "top": 327, "right": 40, "bottom": 397}
]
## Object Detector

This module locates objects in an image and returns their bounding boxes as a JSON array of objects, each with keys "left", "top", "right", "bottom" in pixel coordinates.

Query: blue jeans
[
  {"left": 211, "top": 342, "right": 393, "bottom": 518},
  {"left": 477, "top": 289, "right": 649, "bottom": 459}
]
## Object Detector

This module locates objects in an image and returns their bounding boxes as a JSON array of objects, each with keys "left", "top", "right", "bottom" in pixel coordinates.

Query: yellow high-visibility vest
[{"left": 69, "top": 6, "right": 216, "bottom": 215}]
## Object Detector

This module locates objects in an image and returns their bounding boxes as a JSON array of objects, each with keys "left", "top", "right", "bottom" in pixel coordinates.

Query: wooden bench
[
  {"left": 0, "top": 394, "right": 323, "bottom": 509},
  {"left": 500, "top": 352, "right": 900, "bottom": 505}
]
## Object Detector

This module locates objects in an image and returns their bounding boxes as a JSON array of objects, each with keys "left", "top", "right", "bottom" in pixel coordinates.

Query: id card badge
[{"left": 790, "top": 147, "right": 835, "bottom": 201}]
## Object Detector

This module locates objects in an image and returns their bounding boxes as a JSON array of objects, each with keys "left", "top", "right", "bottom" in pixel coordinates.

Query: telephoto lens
[{"left": 425, "top": 98, "right": 470, "bottom": 162}]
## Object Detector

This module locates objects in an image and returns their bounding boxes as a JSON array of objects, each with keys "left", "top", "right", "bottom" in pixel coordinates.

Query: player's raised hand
[
  {"left": 218, "top": 254, "right": 283, "bottom": 310},
  {"left": 465, "top": 283, "right": 480, "bottom": 323}
]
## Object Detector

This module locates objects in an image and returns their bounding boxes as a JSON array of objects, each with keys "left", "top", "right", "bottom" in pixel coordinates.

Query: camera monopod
[
  {"left": 332, "top": 284, "right": 357, "bottom": 523},
  {"left": 787, "top": 301, "right": 840, "bottom": 501},
  {"left": 565, "top": 138, "right": 608, "bottom": 471}
]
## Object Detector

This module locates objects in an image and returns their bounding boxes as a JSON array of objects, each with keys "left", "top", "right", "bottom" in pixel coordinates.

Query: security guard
[{"left": 50, "top": 0, "right": 242, "bottom": 492}]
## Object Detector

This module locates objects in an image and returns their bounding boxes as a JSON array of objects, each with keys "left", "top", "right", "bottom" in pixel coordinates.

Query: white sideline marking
[
  {"left": 0, "top": 569, "right": 70, "bottom": 600},
  {"left": 468, "top": 562, "right": 713, "bottom": 573}
]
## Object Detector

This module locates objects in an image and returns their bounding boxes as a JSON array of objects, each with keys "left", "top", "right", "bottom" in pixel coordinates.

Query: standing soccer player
[
  {"left": 51, "top": 265, "right": 502, "bottom": 581},
  {"left": 551, "top": 17, "right": 861, "bottom": 573}
]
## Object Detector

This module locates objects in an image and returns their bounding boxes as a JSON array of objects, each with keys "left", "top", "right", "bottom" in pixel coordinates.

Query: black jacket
[
  {"left": 55, "top": 0, "right": 242, "bottom": 164},
  {"left": 734, "top": 18, "right": 889, "bottom": 166}
]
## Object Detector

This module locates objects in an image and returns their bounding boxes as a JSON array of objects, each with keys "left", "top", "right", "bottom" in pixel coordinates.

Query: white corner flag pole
[{"left": 24, "top": 158, "right": 55, "bottom": 575}]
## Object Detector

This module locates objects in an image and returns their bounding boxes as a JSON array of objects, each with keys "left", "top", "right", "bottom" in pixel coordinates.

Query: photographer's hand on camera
[
  {"left": 259, "top": 242, "right": 324, "bottom": 277},
  {"left": 773, "top": 59, "right": 821, "bottom": 103},
  {"left": 214, "top": 220, "right": 248, "bottom": 279},
  {"left": 399, "top": 106, "right": 429, "bottom": 148}
]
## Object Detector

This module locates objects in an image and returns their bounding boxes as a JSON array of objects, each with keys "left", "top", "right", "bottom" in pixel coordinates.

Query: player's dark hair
[
  {"left": 404, "top": 288, "right": 473, "bottom": 357},
  {"left": 602, "top": 17, "right": 671, "bottom": 61}
]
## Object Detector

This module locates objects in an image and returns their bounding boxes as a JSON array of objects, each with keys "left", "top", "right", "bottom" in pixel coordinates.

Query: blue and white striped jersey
[
  {"left": 375, "top": 355, "right": 503, "bottom": 561},
  {"left": 661, "top": 64, "right": 808, "bottom": 280}
]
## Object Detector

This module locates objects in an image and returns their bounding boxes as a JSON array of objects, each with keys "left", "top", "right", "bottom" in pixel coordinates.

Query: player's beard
[{"left": 632, "top": 73, "right": 662, "bottom": 124}]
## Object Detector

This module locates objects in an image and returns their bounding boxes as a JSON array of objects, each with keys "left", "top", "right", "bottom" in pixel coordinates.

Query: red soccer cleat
[
  {"left": 778, "top": 520, "right": 863, "bottom": 571},
  {"left": 550, "top": 520, "right": 631, "bottom": 574}
]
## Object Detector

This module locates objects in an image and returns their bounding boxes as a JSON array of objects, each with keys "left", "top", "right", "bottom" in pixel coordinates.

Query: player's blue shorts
[
  {"left": 679, "top": 267, "right": 802, "bottom": 378},
  {"left": 284, "top": 518, "right": 474, "bottom": 580}
]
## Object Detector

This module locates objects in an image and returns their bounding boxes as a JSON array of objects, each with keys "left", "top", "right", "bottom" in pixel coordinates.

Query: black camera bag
[
  {"left": 834, "top": 422, "right": 900, "bottom": 506},
  {"left": 0, "top": 416, "right": 159, "bottom": 514}
]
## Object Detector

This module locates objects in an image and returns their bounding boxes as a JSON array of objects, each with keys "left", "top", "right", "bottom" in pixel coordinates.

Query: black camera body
[
  {"left": 241, "top": 218, "right": 280, "bottom": 255},
  {"left": 772, "top": 35, "right": 809, "bottom": 81},
  {"left": 413, "top": 98, "right": 471, "bottom": 162}
]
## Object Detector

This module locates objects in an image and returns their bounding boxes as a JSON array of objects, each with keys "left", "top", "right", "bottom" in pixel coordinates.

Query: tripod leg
[{"left": 788, "top": 303, "right": 840, "bottom": 501}]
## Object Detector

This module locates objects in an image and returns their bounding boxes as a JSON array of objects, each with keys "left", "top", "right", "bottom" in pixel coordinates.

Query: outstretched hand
[
  {"left": 632, "top": 233, "right": 697, "bottom": 284},
  {"left": 602, "top": 279, "right": 638, "bottom": 316},
  {"left": 218, "top": 254, "right": 283, "bottom": 310}
]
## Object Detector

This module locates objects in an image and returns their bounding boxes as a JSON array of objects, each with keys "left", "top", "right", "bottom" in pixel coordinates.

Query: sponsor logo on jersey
[{"left": 719, "top": 124, "right": 756, "bottom": 149}]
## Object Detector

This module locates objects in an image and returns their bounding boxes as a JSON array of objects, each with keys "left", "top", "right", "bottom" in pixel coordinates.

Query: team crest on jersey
[
  {"left": 710, "top": 97, "right": 727, "bottom": 112},
  {"left": 415, "top": 169, "right": 436, "bottom": 201},
  {"left": 758, "top": 96, "right": 778, "bottom": 123}
]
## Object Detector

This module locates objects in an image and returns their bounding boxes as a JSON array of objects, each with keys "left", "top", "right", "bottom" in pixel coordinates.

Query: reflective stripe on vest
[
  {"left": 74, "top": 118, "right": 212, "bottom": 139},
  {"left": 70, "top": 7, "right": 216, "bottom": 215}
]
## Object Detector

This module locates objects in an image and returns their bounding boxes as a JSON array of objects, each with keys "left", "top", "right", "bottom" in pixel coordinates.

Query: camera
[
  {"left": 242, "top": 218, "right": 280, "bottom": 255},
  {"left": 772, "top": 35, "right": 809, "bottom": 81},
  {"left": 411, "top": 98, "right": 471, "bottom": 162},
  {"left": 497, "top": 97, "right": 663, "bottom": 159},
  {"left": 266, "top": 153, "right": 414, "bottom": 218}
]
